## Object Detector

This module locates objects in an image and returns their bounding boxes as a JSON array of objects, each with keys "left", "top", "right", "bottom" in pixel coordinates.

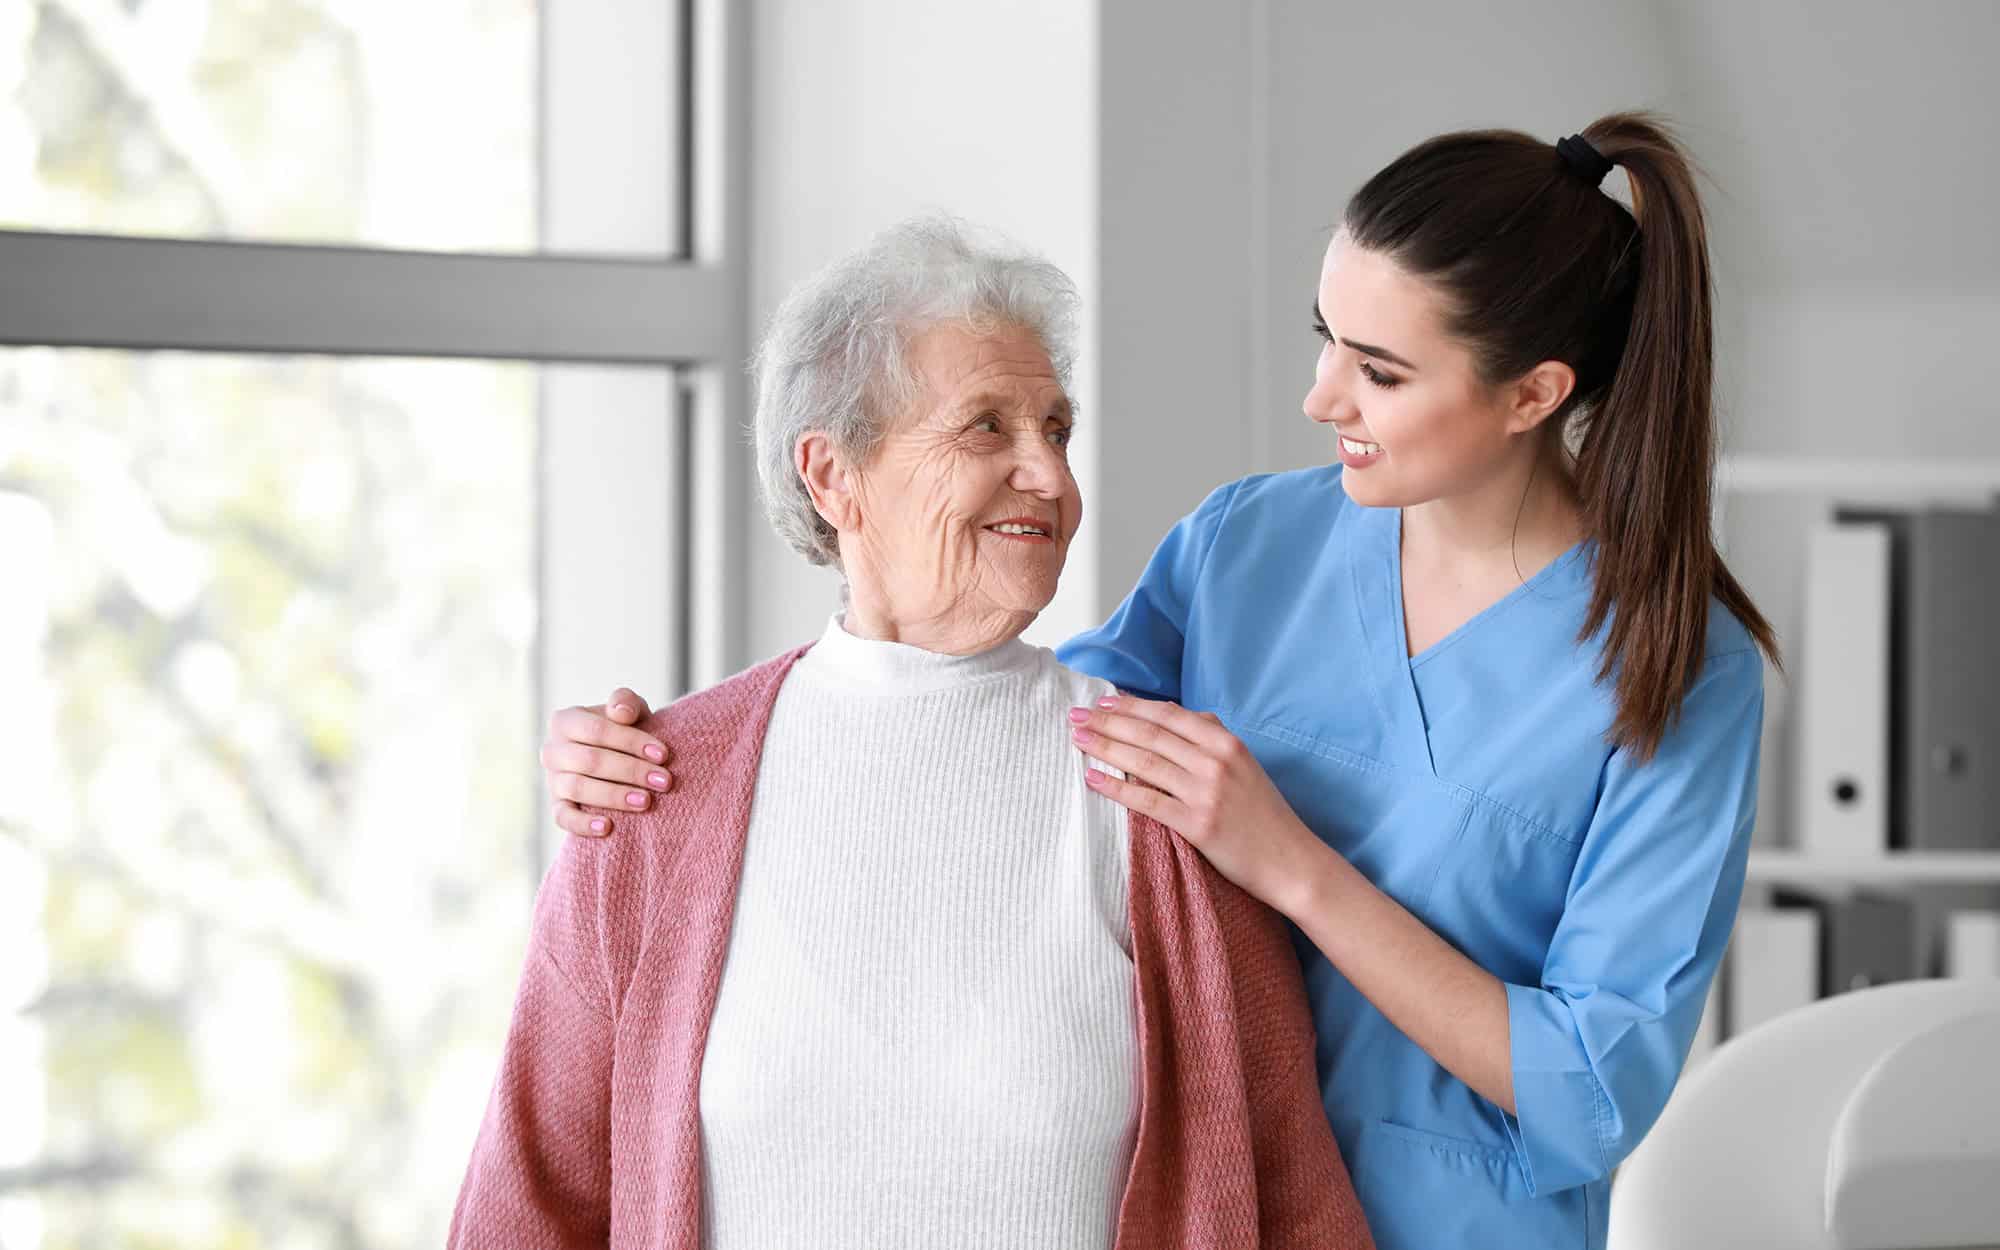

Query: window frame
[{"left": 0, "top": 0, "right": 751, "bottom": 741}]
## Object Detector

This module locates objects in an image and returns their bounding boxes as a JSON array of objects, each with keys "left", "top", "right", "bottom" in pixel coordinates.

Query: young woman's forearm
[{"left": 1282, "top": 840, "right": 1517, "bottom": 1118}]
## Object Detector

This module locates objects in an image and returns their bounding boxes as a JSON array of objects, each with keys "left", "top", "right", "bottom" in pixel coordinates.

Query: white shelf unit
[
  {"left": 1746, "top": 851, "right": 2000, "bottom": 885},
  {"left": 1717, "top": 455, "right": 2000, "bottom": 500},
  {"left": 1679, "top": 459, "right": 2000, "bottom": 1068},
  {"left": 1718, "top": 456, "right": 2000, "bottom": 879}
]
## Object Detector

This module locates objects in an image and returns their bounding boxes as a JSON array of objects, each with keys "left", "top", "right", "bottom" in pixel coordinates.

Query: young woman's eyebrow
[
  {"left": 1312, "top": 301, "right": 1418, "bottom": 371},
  {"left": 1339, "top": 339, "right": 1417, "bottom": 371}
]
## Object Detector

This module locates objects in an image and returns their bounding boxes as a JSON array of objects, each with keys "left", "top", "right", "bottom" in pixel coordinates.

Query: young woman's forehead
[{"left": 1319, "top": 240, "right": 1446, "bottom": 341}]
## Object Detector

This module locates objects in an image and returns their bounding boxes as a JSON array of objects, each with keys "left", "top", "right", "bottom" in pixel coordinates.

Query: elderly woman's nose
[{"left": 1009, "top": 433, "right": 1070, "bottom": 494}]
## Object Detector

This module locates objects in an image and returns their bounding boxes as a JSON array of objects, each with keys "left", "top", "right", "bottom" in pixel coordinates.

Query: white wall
[
  {"left": 744, "top": 0, "right": 1098, "bottom": 661},
  {"left": 1090, "top": 0, "right": 1265, "bottom": 607}
]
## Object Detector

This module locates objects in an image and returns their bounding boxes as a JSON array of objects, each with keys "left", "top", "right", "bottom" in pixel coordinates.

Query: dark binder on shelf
[
  {"left": 1833, "top": 504, "right": 2000, "bottom": 851},
  {"left": 1772, "top": 886, "right": 1919, "bottom": 997},
  {"left": 1903, "top": 508, "right": 2000, "bottom": 850}
]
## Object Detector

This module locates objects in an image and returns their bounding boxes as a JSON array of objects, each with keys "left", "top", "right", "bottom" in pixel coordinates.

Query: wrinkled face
[
  {"left": 844, "top": 321, "right": 1080, "bottom": 631},
  {"left": 1303, "top": 233, "right": 1521, "bottom": 508}
]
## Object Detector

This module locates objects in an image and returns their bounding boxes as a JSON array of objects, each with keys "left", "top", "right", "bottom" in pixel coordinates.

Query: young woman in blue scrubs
[{"left": 539, "top": 113, "right": 1779, "bottom": 1250}]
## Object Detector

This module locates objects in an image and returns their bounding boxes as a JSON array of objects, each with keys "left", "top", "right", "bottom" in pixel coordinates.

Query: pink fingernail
[
  {"left": 614, "top": 704, "right": 635, "bottom": 717},
  {"left": 644, "top": 744, "right": 666, "bottom": 763},
  {"left": 1086, "top": 768, "right": 1105, "bottom": 784},
  {"left": 1071, "top": 728, "right": 1092, "bottom": 745},
  {"left": 590, "top": 817, "right": 608, "bottom": 834},
  {"left": 625, "top": 791, "right": 647, "bottom": 808},
  {"left": 1067, "top": 707, "right": 1089, "bottom": 724},
  {"left": 1097, "top": 696, "right": 1118, "bottom": 708},
  {"left": 647, "top": 771, "right": 668, "bottom": 789}
]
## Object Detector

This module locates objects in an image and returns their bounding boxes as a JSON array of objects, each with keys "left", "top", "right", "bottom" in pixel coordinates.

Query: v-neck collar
[
  {"left": 1346, "top": 502, "right": 1591, "bottom": 779},
  {"left": 1347, "top": 503, "right": 1438, "bottom": 777},
  {"left": 1391, "top": 507, "right": 1591, "bottom": 671}
]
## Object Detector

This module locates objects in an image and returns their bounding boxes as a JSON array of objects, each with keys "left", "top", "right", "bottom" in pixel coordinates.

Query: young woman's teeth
[
  {"left": 992, "top": 523, "right": 1048, "bottom": 536},
  {"left": 1341, "top": 437, "right": 1382, "bottom": 456}
]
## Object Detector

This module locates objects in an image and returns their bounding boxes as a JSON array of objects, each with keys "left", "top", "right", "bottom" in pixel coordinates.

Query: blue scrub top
[{"left": 1057, "top": 465, "right": 1764, "bottom": 1250}]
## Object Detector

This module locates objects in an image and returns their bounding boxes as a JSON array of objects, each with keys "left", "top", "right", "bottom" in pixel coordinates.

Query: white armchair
[{"left": 1609, "top": 979, "right": 2000, "bottom": 1250}]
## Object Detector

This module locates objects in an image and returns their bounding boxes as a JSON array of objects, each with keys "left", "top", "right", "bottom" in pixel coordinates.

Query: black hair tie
[{"left": 1556, "top": 133, "right": 1615, "bottom": 187}]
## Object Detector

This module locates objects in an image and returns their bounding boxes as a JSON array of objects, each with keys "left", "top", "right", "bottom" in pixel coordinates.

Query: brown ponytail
[{"left": 1345, "top": 111, "right": 1780, "bottom": 761}]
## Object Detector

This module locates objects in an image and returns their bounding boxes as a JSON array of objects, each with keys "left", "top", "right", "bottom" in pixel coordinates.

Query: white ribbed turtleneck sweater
[{"left": 696, "top": 614, "right": 1139, "bottom": 1249}]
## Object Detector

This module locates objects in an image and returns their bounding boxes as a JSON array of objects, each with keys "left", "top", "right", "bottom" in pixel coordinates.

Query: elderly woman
[{"left": 448, "top": 218, "right": 1372, "bottom": 1248}]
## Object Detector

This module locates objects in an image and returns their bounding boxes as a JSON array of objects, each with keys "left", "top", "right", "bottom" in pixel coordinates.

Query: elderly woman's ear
[{"left": 795, "top": 431, "right": 859, "bottom": 533}]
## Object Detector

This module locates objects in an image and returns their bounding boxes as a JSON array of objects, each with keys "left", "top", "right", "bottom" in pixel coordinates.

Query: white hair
[{"left": 751, "top": 214, "right": 1080, "bottom": 568}]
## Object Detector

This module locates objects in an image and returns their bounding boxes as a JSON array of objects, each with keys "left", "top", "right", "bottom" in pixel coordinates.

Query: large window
[
  {"left": 1, "top": 0, "right": 683, "bottom": 257},
  {"left": 0, "top": 1, "right": 746, "bottom": 1244}
]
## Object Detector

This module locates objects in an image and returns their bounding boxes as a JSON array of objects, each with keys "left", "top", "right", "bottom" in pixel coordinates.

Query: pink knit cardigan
[{"left": 449, "top": 646, "right": 1374, "bottom": 1248}]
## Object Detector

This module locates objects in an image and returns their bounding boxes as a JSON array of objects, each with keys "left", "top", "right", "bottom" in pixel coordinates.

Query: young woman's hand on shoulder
[
  {"left": 1070, "top": 693, "right": 1332, "bottom": 919},
  {"left": 541, "top": 687, "right": 673, "bottom": 837}
]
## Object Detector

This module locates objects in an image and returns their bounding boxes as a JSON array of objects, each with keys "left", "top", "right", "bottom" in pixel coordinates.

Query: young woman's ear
[
  {"left": 796, "top": 431, "right": 860, "bottom": 532},
  {"left": 1506, "top": 361, "right": 1578, "bottom": 434}
]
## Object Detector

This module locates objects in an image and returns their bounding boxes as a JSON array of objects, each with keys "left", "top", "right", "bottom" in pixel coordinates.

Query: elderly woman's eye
[
  {"left": 973, "top": 415, "right": 1003, "bottom": 434},
  {"left": 1048, "top": 425, "right": 1073, "bottom": 448}
]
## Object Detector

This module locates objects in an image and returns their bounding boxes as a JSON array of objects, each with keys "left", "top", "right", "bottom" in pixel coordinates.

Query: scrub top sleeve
[
  {"left": 1055, "top": 478, "right": 1243, "bottom": 701},
  {"left": 1501, "top": 647, "right": 1765, "bottom": 1197}
]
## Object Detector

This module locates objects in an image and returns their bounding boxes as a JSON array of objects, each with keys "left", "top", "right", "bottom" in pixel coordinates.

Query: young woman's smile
[{"left": 1335, "top": 431, "right": 1385, "bottom": 468}]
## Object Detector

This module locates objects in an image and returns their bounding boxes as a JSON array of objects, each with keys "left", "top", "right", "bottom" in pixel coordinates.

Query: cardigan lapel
[
  {"left": 613, "top": 645, "right": 810, "bottom": 1247},
  {"left": 1115, "top": 812, "right": 1262, "bottom": 1246},
  {"left": 1115, "top": 811, "right": 1377, "bottom": 1249}
]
